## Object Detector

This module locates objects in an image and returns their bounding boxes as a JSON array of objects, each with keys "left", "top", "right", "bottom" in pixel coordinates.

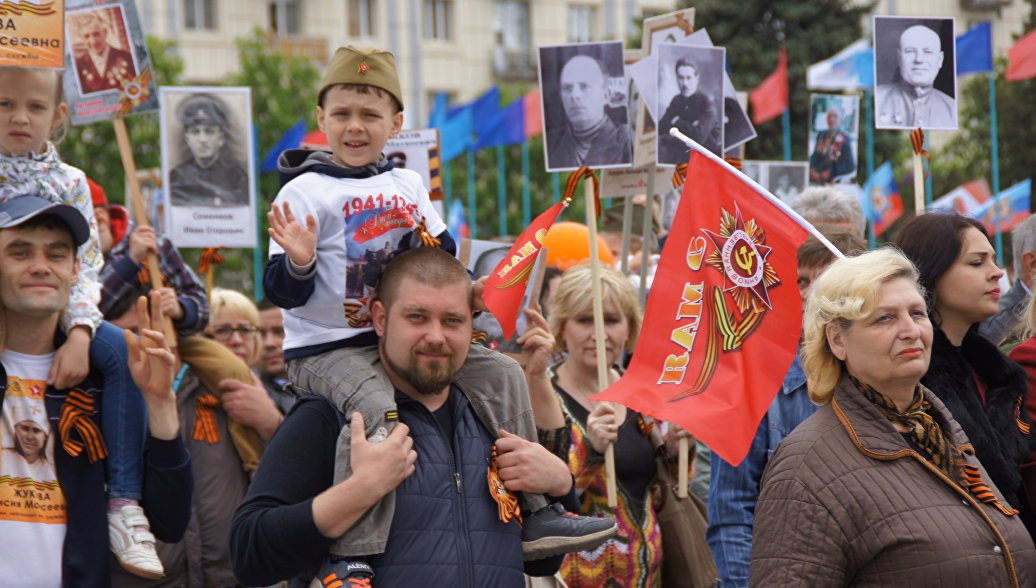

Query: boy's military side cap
[{"left": 320, "top": 46, "right": 404, "bottom": 109}]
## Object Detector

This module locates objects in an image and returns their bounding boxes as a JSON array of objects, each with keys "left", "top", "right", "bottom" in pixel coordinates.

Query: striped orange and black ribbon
[
  {"left": 193, "top": 393, "right": 221, "bottom": 443},
  {"left": 1016, "top": 397, "right": 1031, "bottom": 435},
  {"left": 963, "top": 463, "right": 1019, "bottom": 516},
  {"left": 199, "top": 247, "right": 226, "bottom": 275},
  {"left": 910, "top": 128, "right": 931, "bottom": 178},
  {"left": 416, "top": 216, "right": 442, "bottom": 247},
  {"left": 58, "top": 389, "right": 109, "bottom": 463},
  {"left": 563, "top": 167, "right": 598, "bottom": 213}
]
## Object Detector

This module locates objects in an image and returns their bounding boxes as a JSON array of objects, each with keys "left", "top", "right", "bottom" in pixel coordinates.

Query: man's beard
[{"left": 381, "top": 340, "right": 457, "bottom": 396}]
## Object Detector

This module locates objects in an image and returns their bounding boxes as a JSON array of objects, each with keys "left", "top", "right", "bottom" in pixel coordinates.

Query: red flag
[
  {"left": 749, "top": 48, "right": 788, "bottom": 125},
  {"left": 596, "top": 150, "right": 811, "bottom": 466},
  {"left": 1007, "top": 29, "right": 1036, "bottom": 82},
  {"left": 483, "top": 201, "right": 567, "bottom": 338}
]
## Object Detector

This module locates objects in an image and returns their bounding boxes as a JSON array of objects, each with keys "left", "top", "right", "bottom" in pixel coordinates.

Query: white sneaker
[{"left": 108, "top": 504, "right": 165, "bottom": 579}]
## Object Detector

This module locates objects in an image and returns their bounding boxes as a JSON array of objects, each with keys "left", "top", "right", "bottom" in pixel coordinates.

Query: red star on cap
[{"left": 358, "top": 62, "right": 369, "bottom": 74}]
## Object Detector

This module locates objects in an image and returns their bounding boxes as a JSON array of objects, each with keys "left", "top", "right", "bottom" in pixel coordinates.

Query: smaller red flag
[
  {"left": 749, "top": 48, "right": 788, "bottom": 125},
  {"left": 596, "top": 147, "right": 815, "bottom": 466},
  {"left": 483, "top": 201, "right": 567, "bottom": 338},
  {"left": 1007, "top": 29, "right": 1036, "bottom": 82}
]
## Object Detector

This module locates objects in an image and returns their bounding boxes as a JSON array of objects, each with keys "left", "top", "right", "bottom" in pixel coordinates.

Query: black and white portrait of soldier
[
  {"left": 539, "top": 41, "right": 633, "bottom": 171},
  {"left": 874, "top": 16, "right": 957, "bottom": 130},
  {"left": 68, "top": 7, "right": 138, "bottom": 96},
  {"left": 167, "top": 92, "right": 249, "bottom": 208},
  {"left": 655, "top": 43, "right": 725, "bottom": 164}
]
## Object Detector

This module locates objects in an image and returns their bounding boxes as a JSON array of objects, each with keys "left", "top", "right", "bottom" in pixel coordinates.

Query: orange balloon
[{"left": 542, "top": 222, "right": 616, "bottom": 271}]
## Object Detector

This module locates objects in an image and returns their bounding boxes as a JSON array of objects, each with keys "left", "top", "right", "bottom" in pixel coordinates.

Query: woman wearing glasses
[{"left": 205, "top": 288, "right": 285, "bottom": 442}]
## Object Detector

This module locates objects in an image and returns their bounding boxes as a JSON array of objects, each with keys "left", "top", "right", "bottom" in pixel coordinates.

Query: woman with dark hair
[{"left": 896, "top": 213, "right": 1036, "bottom": 535}]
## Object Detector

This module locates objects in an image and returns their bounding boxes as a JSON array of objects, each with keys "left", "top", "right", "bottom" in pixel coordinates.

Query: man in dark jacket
[
  {"left": 547, "top": 54, "right": 633, "bottom": 169},
  {"left": 230, "top": 248, "right": 587, "bottom": 587},
  {"left": 658, "top": 58, "right": 722, "bottom": 162},
  {"left": 0, "top": 196, "right": 192, "bottom": 587}
]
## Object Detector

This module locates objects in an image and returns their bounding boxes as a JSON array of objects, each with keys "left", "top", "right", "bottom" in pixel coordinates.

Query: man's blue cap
[{"left": 0, "top": 196, "right": 90, "bottom": 247}]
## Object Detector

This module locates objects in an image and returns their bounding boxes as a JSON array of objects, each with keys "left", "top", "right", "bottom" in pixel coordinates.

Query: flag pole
[
  {"left": 924, "top": 134, "right": 933, "bottom": 208},
  {"left": 864, "top": 89, "right": 876, "bottom": 248},
  {"left": 782, "top": 108, "right": 792, "bottom": 161},
  {"left": 912, "top": 134, "right": 925, "bottom": 217},
  {"left": 467, "top": 149, "right": 477, "bottom": 239},
  {"left": 639, "top": 167, "right": 656, "bottom": 305},
  {"left": 253, "top": 125, "right": 264, "bottom": 302},
  {"left": 497, "top": 145, "right": 507, "bottom": 236},
  {"left": 521, "top": 142, "right": 532, "bottom": 227},
  {"left": 990, "top": 71, "right": 1004, "bottom": 266},
  {"left": 585, "top": 174, "right": 618, "bottom": 508},
  {"left": 620, "top": 193, "right": 633, "bottom": 276}
]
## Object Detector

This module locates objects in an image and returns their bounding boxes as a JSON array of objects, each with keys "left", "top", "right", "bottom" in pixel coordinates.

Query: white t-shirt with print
[
  {"left": 0, "top": 350, "right": 64, "bottom": 588},
  {"left": 270, "top": 168, "right": 447, "bottom": 351}
]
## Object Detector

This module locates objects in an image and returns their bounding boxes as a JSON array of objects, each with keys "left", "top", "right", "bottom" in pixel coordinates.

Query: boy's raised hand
[{"left": 268, "top": 202, "right": 317, "bottom": 266}]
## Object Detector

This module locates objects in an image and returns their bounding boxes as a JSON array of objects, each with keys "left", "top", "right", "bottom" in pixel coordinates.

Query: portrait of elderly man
[
  {"left": 874, "top": 18, "right": 957, "bottom": 130},
  {"left": 808, "top": 104, "right": 856, "bottom": 184},
  {"left": 658, "top": 57, "right": 722, "bottom": 163},
  {"left": 541, "top": 43, "right": 632, "bottom": 171},
  {"left": 70, "top": 9, "right": 137, "bottom": 96},
  {"left": 169, "top": 93, "right": 249, "bottom": 208}
]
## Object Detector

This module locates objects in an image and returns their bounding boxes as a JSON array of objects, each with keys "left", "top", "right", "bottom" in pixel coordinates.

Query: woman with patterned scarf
[
  {"left": 546, "top": 264, "right": 695, "bottom": 588},
  {"left": 751, "top": 248, "right": 1036, "bottom": 587},
  {"left": 897, "top": 213, "right": 1036, "bottom": 538}
]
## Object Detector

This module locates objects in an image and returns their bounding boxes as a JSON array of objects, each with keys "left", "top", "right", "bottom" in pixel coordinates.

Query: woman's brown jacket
[{"left": 750, "top": 375, "right": 1036, "bottom": 587}]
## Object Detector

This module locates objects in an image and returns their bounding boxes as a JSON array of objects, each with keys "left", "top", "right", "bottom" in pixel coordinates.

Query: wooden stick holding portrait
[
  {"left": 112, "top": 118, "right": 177, "bottom": 343},
  {"left": 585, "top": 177, "right": 619, "bottom": 508}
]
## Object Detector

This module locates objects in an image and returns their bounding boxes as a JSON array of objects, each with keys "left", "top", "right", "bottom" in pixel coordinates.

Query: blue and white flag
[{"left": 807, "top": 39, "right": 874, "bottom": 91}]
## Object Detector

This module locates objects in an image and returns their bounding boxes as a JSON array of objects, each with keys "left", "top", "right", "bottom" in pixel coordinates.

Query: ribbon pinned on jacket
[
  {"left": 563, "top": 167, "right": 597, "bottom": 214},
  {"left": 59, "top": 389, "right": 109, "bottom": 463},
  {"left": 416, "top": 216, "right": 442, "bottom": 248},
  {"left": 193, "top": 393, "right": 222, "bottom": 444},
  {"left": 487, "top": 444, "right": 522, "bottom": 525}
]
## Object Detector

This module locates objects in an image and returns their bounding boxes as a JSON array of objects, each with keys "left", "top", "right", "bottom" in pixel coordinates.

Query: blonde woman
[
  {"left": 751, "top": 248, "right": 1036, "bottom": 587},
  {"left": 548, "top": 264, "right": 667, "bottom": 588}
]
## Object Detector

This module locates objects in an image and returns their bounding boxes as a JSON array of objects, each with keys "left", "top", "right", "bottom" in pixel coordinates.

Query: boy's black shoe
[
  {"left": 521, "top": 503, "right": 618, "bottom": 560},
  {"left": 317, "top": 558, "right": 374, "bottom": 588}
]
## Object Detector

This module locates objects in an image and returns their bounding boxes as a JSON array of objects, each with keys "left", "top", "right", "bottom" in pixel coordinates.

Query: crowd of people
[{"left": 4, "top": 40, "right": 1036, "bottom": 588}]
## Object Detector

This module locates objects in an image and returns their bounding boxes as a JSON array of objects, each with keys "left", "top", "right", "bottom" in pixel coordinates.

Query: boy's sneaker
[
  {"left": 108, "top": 504, "right": 165, "bottom": 579},
  {"left": 521, "top": 502, "right": 618, "bottom": 560},
  {"left": 315, "top": 558, "right": 374, "bottom": 588}
]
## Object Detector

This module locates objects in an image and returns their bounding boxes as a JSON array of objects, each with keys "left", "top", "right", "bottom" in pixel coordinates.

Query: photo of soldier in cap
[
  {"left": 873, "top": 16, "right": 957, "bottom": 130},
  {"left": 168, "top": 93, "right": 250, "bottom": 208}
]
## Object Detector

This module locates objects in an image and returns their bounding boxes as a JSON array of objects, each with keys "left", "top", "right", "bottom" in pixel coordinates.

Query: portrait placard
[
  {"left": 640, "top": 8, "right": 696, "bottom": 54},
  {"left": 742, "top": 160, "right": 809, "bottom": 205},
  {"left": 682, "top": 29, "right": 756, "bottom": 151},
  {"left": 656, "top": 43, "right": 725, "bottom": 164},
  {"left": 63, "top": 0, "right": 157, "bottom": 124},
  {"left": 873, "top": 16, "right": 957, "bottom": 130},
  {"left": 538, "top": 41, "right": 633, "bottom": 172},
  {"left": 808, "top": 94, "right": 860, "bottom": 184},
  {"left": 384, "top": 128, "right": 442, "bottom": 198},
  {"left": 601, "top": 166, "right": 673, "bottom": 200},
  {"left": 0, "top": 0, "right": 64, "bottom": 68},
  {"left": 160, "top": 86, "right": 257, "bottom": 248}
]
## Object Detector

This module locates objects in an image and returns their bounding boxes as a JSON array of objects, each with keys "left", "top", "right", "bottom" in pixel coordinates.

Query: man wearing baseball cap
[{"left": 0, "top": 196, "right": 192, "bottom": 586}]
